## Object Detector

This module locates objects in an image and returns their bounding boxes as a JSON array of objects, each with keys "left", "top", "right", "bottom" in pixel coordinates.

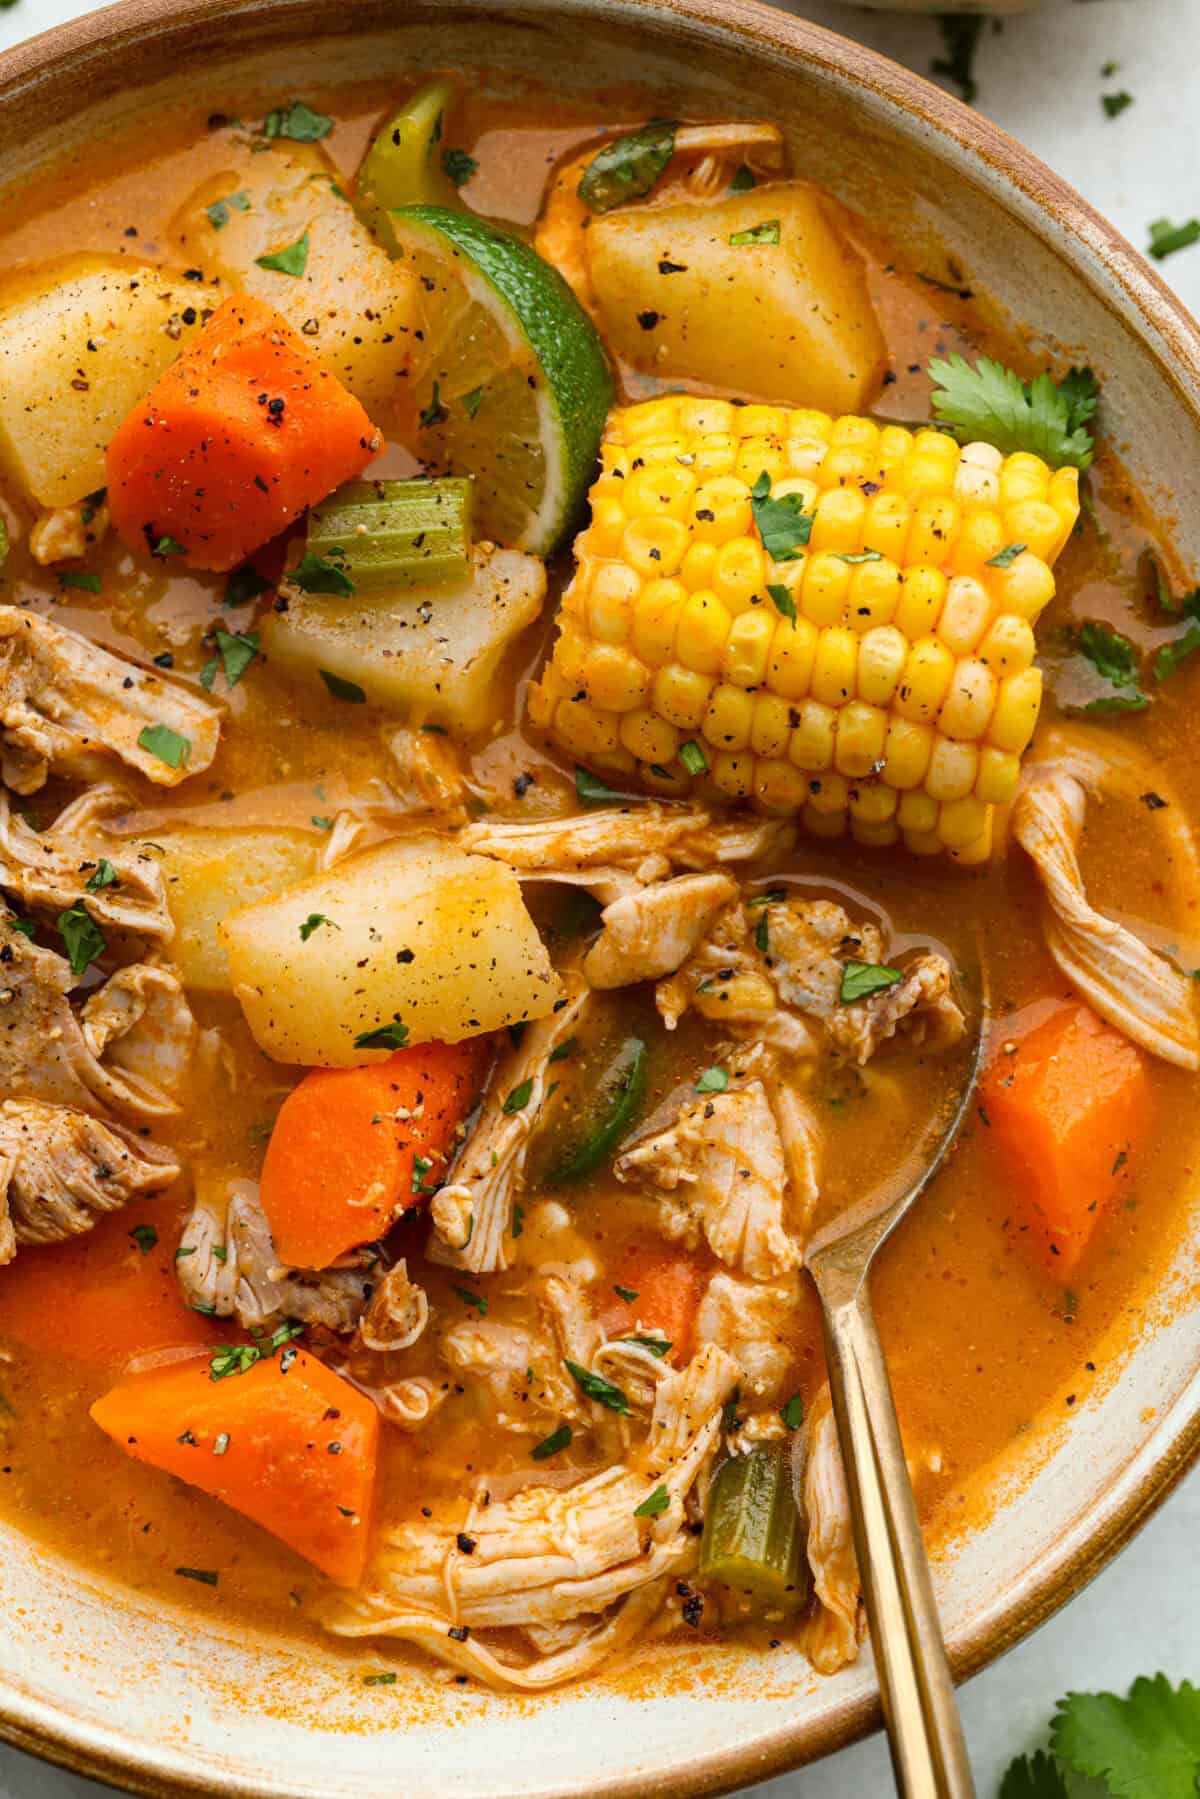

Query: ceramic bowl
[{"left": 0, "top": 2, "right": 1196, "bottom": 1794}]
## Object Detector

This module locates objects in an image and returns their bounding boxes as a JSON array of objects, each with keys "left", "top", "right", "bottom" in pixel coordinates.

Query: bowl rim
[{"left": 0, "top": 1, "right": 1198, "bottom": 1795}]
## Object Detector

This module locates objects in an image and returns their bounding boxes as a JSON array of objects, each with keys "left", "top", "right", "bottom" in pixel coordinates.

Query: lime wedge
[{"left": 388, "top": 205, "right": 613, "bottom": 555}]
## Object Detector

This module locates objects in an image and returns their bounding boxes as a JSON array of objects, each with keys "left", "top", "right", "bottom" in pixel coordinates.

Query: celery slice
[
  {"left": 306, "top": 478, "right": 472, "bottom": 591},
  {"left": 356, "top": 79, "right": 459, "bottom": 251},
  {"left": 699, "top": 1444, "right": 808, "bottom": 1608}
]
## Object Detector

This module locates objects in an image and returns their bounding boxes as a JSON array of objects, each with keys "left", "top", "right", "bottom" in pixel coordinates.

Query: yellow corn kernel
[
  {"left": 623, "top": 515, "right": 688, "bottom": 576},
  {"left": 835, "top": 701, "right": 888, "bottom": 777},
  {"left": 895, "top": 567, "right": 947, "bottom": 640},
  {"left": 587, "top": 562, "right": 640, "bottom": 644},
  {"left": 680, "top": 540, "right": 718, "bottom": 591},
  {"left": 863, "top": 492, "right": 913, "bottom": 563},
  {"left": 703, "top": 683, "right": 754, "bottom": 752},
  {"left": 951, "top": 509, "right": 1008, "bottom": 575},
  {"left": 857, "top": 625, "right": 908, "bottom": 706},
  {"left": 692, "top": 476, "right": 752, "bottom": 543},
  {"left": 978, "top": 612, "right": 1036, "bottom": 675},
  {"left": 694, "top": 434, "right": 738, "bottom": 477},
  {"left": 895, "top": 637, "right": 955, "bottom": 722},
  {"left": 553, "top": 696, "right": 622, "bottom": 758},
  {"left": 949, "top": 808, "right": 994, "bottom": 865},
  {"left": 709, "top": 750, "right": 755, "bottom": 799},
  {"left": 526, "top": 670, "right": 556, "bottom": 729},
  {"left": 584, "top": 644, "right": 649, "bottom": 712},
  {"left": 767, "top": 613, "right": 819, "bottom": 698},
  {"left": 712, "top": 536, "right": 768, "bottom": 613},
  {"left": 848, "top": 558, "right": 902, "bottom": 630},
  {"left": 653, "top": 663, "right": 714, "bottom": 731},
  {"left": 878, "top": 424, "right": 914, "bottom": 466},
  {"left": 811, "top": 486, "right": 868, "bottom": 554},
  {"left": 807, "top": 772, "right": 849, "bottom": 815},
  {"left": 831, "top": 415, "right": 881, "bottom": 452},
  {"left": 784, "top": 435, "right": 829, "bottom": 479},
  {"left": 621, "top": 396, "right": 682, "bottom": 442},
  {"left": 938, "top": 657, "right": 997, "bottom": 740},
  {"left": 790, "top": 409, "right": 834, "bottom": 444},
  {"left": 737, "top": 405, "right": 786, "bottom": 441},
  {"left": 695, "top": 970, "right": 775, "bottom": 1018},
  {"left": 953, "top": 448, "right": 1001, "bottom": 510},
  {"left": 898, "top": 789, "right": 939, "bottom": 834},
  {"left": 848, "top": 782, "right": 898, "bottom": 825},
  {"left": 1047, "top": 466, "right": 1080, "bottom": 562},
  {"left": 904, "top": 453, "right": 962, "bottom": 503},
  {"left": 883, "top": 717, "right": 934, "bottom": 790},
  {"left": 736, "top": 439, "right": 785, "bottom": 486},
  {"left": 789, "top": 701, "right": 836, "bottom": 771},
  {"left": 926, "top": 736, "right": 979, "bottom": 802},
  {"left": 823, "top": 446, "right": 875, "bottom": 488},
  {"left": 587, "top": 496, "right": 627, "bottom": 556},
  {"left": 748, "top": 694, "right": 793, "bottom": 758},
  {"left": 904, "top": 826, "right": 945, "bottom": 857},
  {"left": 804, "top": 803, "right": 847, "bottom": 839},
  {"left": 678, "top": 397, "right": 737, "bottom": 437},
  {"left": 624, "top": 461, "right": 695, "bottom": 520},
  {"left": 1003, "top": 498, "right": 1063, "bottom": 564},
  {"left": 675, "top": 591, "right": 730, "bottom": 675},
  {"left": 754, "top": 759, "right": 811, "bottom": 813},
  {"left": 619, "top": 707, "right": 679, "bottom": 766},
  {"left": 988, "top": 667, "right": 1043, "bottom": 753},
  {"left": 811, "top": 626, "right": 858, "bottom": 706},
  {"left": 938, "top": 795, "right": 991, "bottom": 850},
  {"left": 643, "top": 761, "right": 689, "bottom": 797},
  {"left": 975, "top": 745, "right": 1021, "bottom": 805},
  {"left": 999, "top": 452, "right": 1050, "bottom": 507},
  {"left": 988, "top": 551, "right": 1055, "bottom": 622},
  {"left": 801, "top": 552, "right": 852, "bottom": 628},
  {"left": 907, "top": 494, "right": 961, "bottom": 565},
  {"left": 632, "top": 577, "right": 686, "bottom": 663},
  {"left": 937, "top": 576, "right": 993, "bottom": 656},
  {"left": 724, "top": 607, "right": 775, "bottom": 687}
]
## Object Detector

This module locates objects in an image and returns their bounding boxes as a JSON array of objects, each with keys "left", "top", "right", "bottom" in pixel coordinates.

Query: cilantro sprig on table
[
  {"left": 929, "top": 355, "right": 1098, "bottom": 469},
  {"left": 1000, "top": 1674, "right": 1200, "bottom": 1797}
]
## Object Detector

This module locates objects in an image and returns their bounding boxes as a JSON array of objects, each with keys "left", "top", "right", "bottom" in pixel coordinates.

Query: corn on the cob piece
[{"left": 529, "top": 396, "right": 1079, "bottom": 860}]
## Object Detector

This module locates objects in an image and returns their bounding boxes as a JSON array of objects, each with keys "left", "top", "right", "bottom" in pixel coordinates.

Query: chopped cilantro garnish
[
  {"left": 225, "top": 564, "right": 270, "bottom": 607},
  {"left": 418, "top": 380, "right": 449, "bottom": 429},
  {"left": 678, "top": 739, "right": 708, "bottom": 776},
  {"left": 633, "top": 1484, "right": 670, "bottom": 1517},
  {"left": 1149, "top": 217, "right": 1200, "bottom": 261},
  {"left": 577, "top": 120, "right": 677, "bottom": 214},
  {"left": 319, "top": 668, "right": 367, "bottom": 703},
  {"left": 694, "top": 1065, "right": 728, "bottom": 1095},
  {"left": 502, "top": 1078, "right": 535, "bottom": 1115},
  {"left": 729, "top": 163, "right": 756, "bottom": 194},
  {"left": 575, "top": 766, "right": 623, "bottom": 804},
  {"left": 213, "top": 626, "right": 259, "bottom": 688},
  {"left": 353, "top": 1020, "right": 409, "bottom": 1050},
  {"left": 298, "top": 912, "right": 338, "bottom": 942},
  {"left": 57, "top": 571, "right": 102, "bottom": 593},
  {"left": 129, "top": 1224, "right": 158, "bottom": 1254},
  {"left": 613, "top": 1284, "right": 638, "bottom": 1304},
  {"left": 563, "top": 1358, "right": 630, "bottom": 1414},
  {"left": 750, "top": 469, "right": 813, "bottom": 559},
  {"left": 255, "top": 231, "right": 310, "bottom": 277},
  {"left": 85, "top": 858, "right": 117, "bottom": 892},
  {"left": 442, "top": 146, "right": 478, "bottom": 187},
  {"left": 986, "top": 542, "right": 1027, "bottom": 569},
  {"left": 622, "top": 1334, "right": 671, "bottom": 1358},
  {"left": 729, "top": 220, "right": 780, "bottom": 246},
  {"left": 1102, "top": 91, "right": 1133, "bottom": 120},
  {"left": 767, "top": 581, "right": 797, "bottom": 626},
  {"left": 462, "top": 386, "right": 484, "bottom": 419},
  {"left": 138, "top": 724, "right": 191, "bottom": 769},
  {"left": 451, "top": 1284, "right": 488, "bottom": 1314},
  {"left": 531, "top": 1423, "right": 572, "bottom": 1460},
  {"left": 780, "top": 1392, "right": 804, "bottom": 1430},
  {"left": 57, "top": 903, "right": 106, "bottom": 977},
  {"left": 205, "top": 189, "right": 251, "bottom": 228},
  {"left": 1074, "top": 621, "right": 1150, "bottom": 713},
  {"left": 840, "top": 960, "right": 904, "bottom": 1004},
  {"left": 174, "top": 1566, "right": 218, "bottom": 1586},
  {"left": 262, "top": 100, "right": 333, "bottom": 141},
  {"left": 151, "top": 534, "right": 187, "bottom": 558}
]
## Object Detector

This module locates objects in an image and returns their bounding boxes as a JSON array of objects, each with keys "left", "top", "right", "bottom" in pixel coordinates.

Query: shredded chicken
[
  {"left": 0, "top": 606, "right": 220, "bottom": 794},
  {"left": 28, "top": 501, "right": 109, "bottom": 567},
  {"left": 440, "top": 1272, "right": 605, "bottom": 1434},
  {"left": 386, "top": 727, "right": 469, "bottom": 825},
  {"left": 825, "top": 954, "right": 966, "bottom": 1066},
  {"left": 801, "top": 1388, "right": 862, "bottom": 1675},
  {"left": 429, "top": 984, "right": 590, "bottom": 1274},
  {"left": 0, "top": 924, "right": 194, "bottom": 1122},
  {"left": 323, "top": 1344, "right": 739, "bottom": 1689},
  {"left": 1014, "top": 766, "right": 1200, "bottom": 1069},
  {"left": 461, "top": 804, "right": 792, "bottom": 885},
  {"left": 0, "top": 786, "right": 173, "bottom": 941},
  {"left": 0, "top": 1097, "right": 178, "bottom": 1265},
  {"left": 583, "top": 872, "right": 738, "bottom": 988},
  {"left": 617, "top": 1070, "right": 803, "bottom": 1280},
  {"left": 175, "top": 1178, "right": 375, "bottom": 1333},
  {"left": 695, "top": 1272, "right": 799, "bottom": 1400},
  {"left": 356, "top": 1260, "right": 429, "bottom": 1353}
]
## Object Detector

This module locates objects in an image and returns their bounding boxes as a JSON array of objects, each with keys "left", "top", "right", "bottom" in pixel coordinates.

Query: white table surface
[{"left": 0, "top": 0, "right": 1195, "bottom": 1792}]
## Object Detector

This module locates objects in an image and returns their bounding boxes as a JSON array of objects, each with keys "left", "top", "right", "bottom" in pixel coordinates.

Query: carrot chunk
[
  {"left": 600, "top": 1241, "right": 708, "bottom": 1362},
  {"left": 981, "top": 1001, "right": 1149, "bottom": 1279},
  {"left": 259, "top": 1038, "right": 489, "bottom": 1269},
  {"left": 106, "top": 295, "right": 380, "bottom": 572},
  {"left": 90, "top": 1348, "right": 378, "bottom": 1585},
  {"left": 0, "top": 1193, "right": 220, "bottom": 1373}
]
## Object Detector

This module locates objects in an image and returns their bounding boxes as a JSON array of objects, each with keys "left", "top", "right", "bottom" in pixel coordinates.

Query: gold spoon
[{"left": 805, "top": 1014, "right": 986, "bottom": 1798}]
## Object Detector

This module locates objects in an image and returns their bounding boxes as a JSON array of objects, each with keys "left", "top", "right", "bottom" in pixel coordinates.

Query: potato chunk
[
  {"left": 587, "top": 184, "right": 885, "bottom": 414},
  {"left": 171, "top": 145, "right": 417, "bottom": 421},
  {"left": 263, "top": 544, "right": 546, "bottom": 735},
  {"left": 221, "top": 838, "right": 562, "bottom": 1064},
  {"left": 0, "top": 256, "right": 220, "bottom": 506},
  {"left": 153, "top": 828, "right": 320, "bottom": 992}
]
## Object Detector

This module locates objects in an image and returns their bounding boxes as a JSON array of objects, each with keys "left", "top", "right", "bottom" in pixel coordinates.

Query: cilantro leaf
[
  {"left": 57, "top": 902, "right": 107, "bottom": 976},
  {"left": 137, "top": 723, "right": 191, "bottom": 769},
  {"left": 419, "top": 380, "right": 449, "bottom": 429},
  {"left": 353, "top": 1020, "right": 409, "bottom": 1050},
  {"left": 780, "top": 1392, "right": 804, "bottom": 1430},
  {"left": 213, "top": 627, "right": 258, "bottom": 688},
  {"left": 1149, "top": 217, "right": 1200, "bottom": 262},
  {"left": 678, "top": 739, "right": 707, "bottom": 776},
  {"left": 129, "top": 1223, "right": 158, "bottom": 1255},
  {"left": 564, "top": 1358, "right": 630, "bottom": 1414},
  {"left": 255, "top": 231, "right": 309, "bottom": 277},
  {"left": 928, "top": 354, "right": 1095, "bottom": 469},
  {"left": 1102, "top": 91, "right": 1134, "bottom": 120},
  {"left": 225, "top": 564, "right": 270, "bottom": 607},
  {"left": 839, "top": 960, "right": 903, "bottom": 1004},
  {"left": 767, "top": 581, "right": 797, "bottom": 626},
  {"left": 750, "top": 470, "right": 813, "bottom": 560},
  {"left": 298, "top": 912, "right": 337, "bottom": 942},
  {"left": 85, "top": 858, "right": 117, "bottom": 893},
  {"left": 442, "top": 146, "right": 478, "bottom": 187},
  {"left": 633, "top": 1484, "right": 670, "bottom": 1517},
  {"left": 1154, "top": 623, "right": 1200, "bottom": 683},
  {"left": 531, "top": 1423, "right": 572, "bottom": 1460},
  {"left": 292, "top": 551, "right": 354, "bottom": 598},
  {"left": 729, "top": 220, "right": 780, "bottom": 246},
  {"left": 997, "top": 1751, "right": 1069, "bottom": 1799},
  {"left": 262, "top": 100, "right": 332, "bottom": 142},
  {"left": 205, "top": 189, "right": 251, "bottom": 229},
  {"left": 694, "top": 1065, "right": 728, "bottom": 1095},
  {"left": 729, "top": 163, "right": 756, "bottom": 194},
  {"left": 502, "top": 1078, "right": 534, "bottom": 1115},
  {"left": 1073, "top": 621, "right": 1150, "bottom": 712},
  {"left": 577, "top": 120, "right": 678, "bottom": 214},
  {"left": 58, "top": 571, "right": 102, "bottom": 593},
  {"left": 1051, "top": 1675, "right": 1200, "bottom": 1799},
  {"left": 575, "top": 766, "right": 623, "bottom": 804},
  {"left": 319, "top": 668, "right": 366, "bottom": 704}
]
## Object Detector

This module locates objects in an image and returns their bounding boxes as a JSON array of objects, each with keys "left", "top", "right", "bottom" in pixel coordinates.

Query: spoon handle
[{"left": 818, "top": 1277, "right": 976, "bottom": 1799}]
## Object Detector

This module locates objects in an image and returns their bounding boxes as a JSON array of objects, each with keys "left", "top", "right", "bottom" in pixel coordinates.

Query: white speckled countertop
[{"left": 0, "top": 0, "right": 1195, "bottom": 1792}]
